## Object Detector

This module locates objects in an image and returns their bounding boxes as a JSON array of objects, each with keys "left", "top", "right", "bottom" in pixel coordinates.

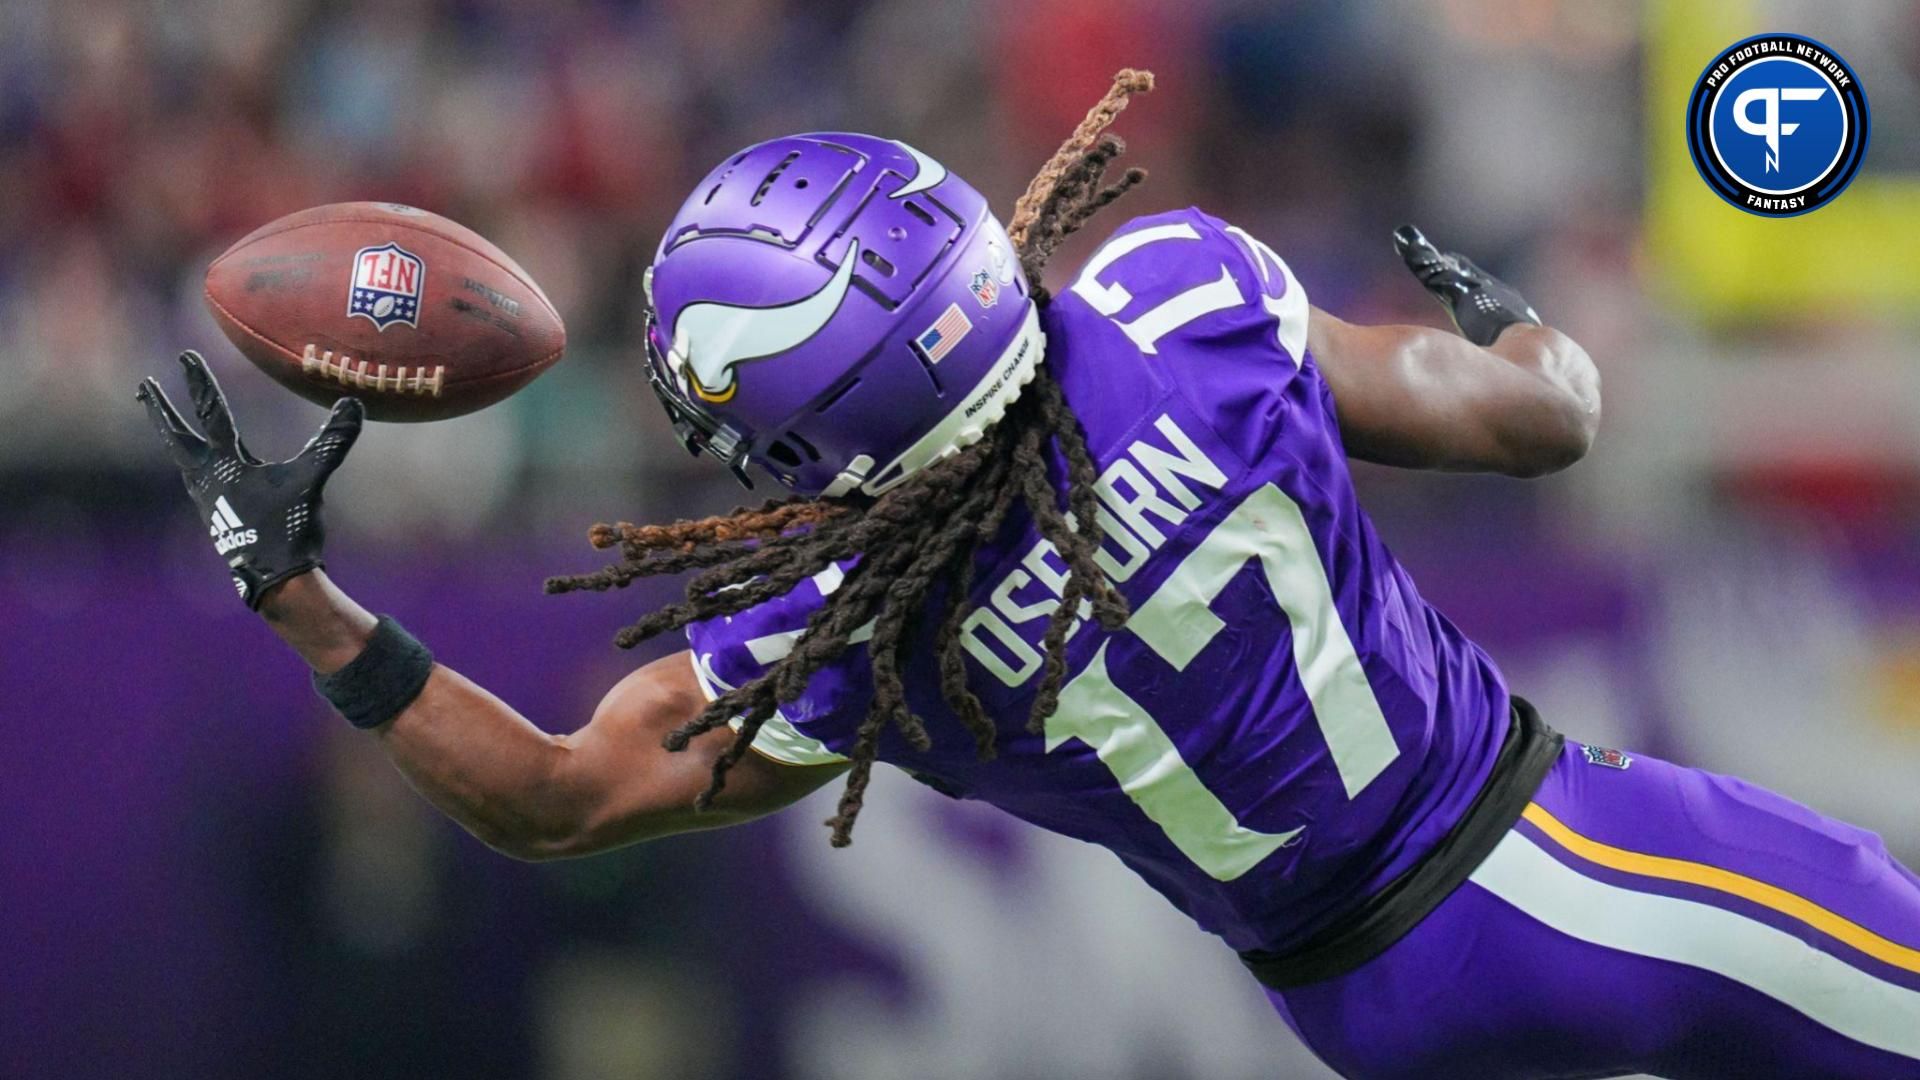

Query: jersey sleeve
[
  {"left": 1066, "top": 209, "right": 1333, "bottom": 468},
  {"left": 1069, "top": 208, "right": 1312, "bottom": 371},
  {"left": 683, "top": 563, "right": 862, "bottom": 767},
  {"left": 1208, "top": 214, "right": 1313, "bottom": 370}
]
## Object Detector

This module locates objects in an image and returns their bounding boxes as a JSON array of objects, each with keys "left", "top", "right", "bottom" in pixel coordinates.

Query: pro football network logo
[
  {"left": 1686, "top": 33, "right": 1869, "bottom": 217},
  {"left": 349, "top": 242, "right": 425, "bottom": 330}
]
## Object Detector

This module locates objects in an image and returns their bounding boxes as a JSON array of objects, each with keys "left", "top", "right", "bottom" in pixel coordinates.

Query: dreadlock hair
[{"left": 547, "top": 69, "right": 1156, "bottom": 847}]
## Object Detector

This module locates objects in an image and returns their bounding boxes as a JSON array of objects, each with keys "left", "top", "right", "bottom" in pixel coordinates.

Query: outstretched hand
[
  {"left": 136, "top": 350, "right": 364, "bottom": 608},
  {"left": 1392, "top": 225, "right": 1541, "bottom": 347}
]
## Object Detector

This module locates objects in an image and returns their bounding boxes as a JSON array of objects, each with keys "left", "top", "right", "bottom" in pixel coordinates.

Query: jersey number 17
[{"left": 1047, "top": 222, "right": 1400, "bottom": 883}]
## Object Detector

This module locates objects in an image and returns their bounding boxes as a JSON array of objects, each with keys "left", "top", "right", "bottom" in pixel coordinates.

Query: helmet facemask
[{"left": 644, "top": 306, "right": 757, "bottom": 489}]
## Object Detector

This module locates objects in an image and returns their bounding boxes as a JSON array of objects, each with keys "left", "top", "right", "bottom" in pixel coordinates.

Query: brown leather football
[{"left": 204, "top": 202, "right": 566, "bottom": 421}]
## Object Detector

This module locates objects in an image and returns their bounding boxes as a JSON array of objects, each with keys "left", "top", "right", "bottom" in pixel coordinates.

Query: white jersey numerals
[
  {"left": 1070, "top": 223, "right": 1245, "bottom": 355},
  {"left": 1068, "top": 218, "right": 1310, "bottom": 362},
  {"left": 1045, "top": 483, "right": 1398, "bottom": 881},
  {"left": 1128, "top": 483, "right": 1398, "bottom": 799},
  {"left": 1224, "top": 225, "right": 1309, "bottom": 365},
  {"left": 1048, "top": 640, "right": 1304, "bottom": 882},
  {"left": 1047, "top": 223, "right": 1386, "bottom": 881}
]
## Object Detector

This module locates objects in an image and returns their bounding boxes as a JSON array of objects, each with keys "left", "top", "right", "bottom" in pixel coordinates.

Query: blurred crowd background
[{"left": 5, "top": 1, "right": 1920, "bottom": 1078}]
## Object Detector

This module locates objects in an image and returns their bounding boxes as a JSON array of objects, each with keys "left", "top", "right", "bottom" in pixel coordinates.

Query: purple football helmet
[{"left": 644, "top": 133, "right": 1042, "bottom": 496}]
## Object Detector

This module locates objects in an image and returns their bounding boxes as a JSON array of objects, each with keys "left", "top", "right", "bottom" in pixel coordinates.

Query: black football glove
[
  {"left": 1392, "top": 225, "right": 1542, "bottom": 347},
  {"left": 136, "top": 351, "right": 364, "bottom": 609}
]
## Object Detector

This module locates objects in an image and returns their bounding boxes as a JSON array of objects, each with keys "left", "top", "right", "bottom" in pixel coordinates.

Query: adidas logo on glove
[{"left": 209, "top": 495, "right": 258, "bottom": 555}]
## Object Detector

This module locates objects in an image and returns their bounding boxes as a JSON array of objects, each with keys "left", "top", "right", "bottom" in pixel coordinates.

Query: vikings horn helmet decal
[
  {"left": 672, "top": 241, "right": 861, "bottom": 403},
  {"left": 891, "top": 142, "right": 947, "bottom": 199}
]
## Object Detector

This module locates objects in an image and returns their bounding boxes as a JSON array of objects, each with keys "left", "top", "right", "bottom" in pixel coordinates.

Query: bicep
[
  {"left": 553, "top": 651, "right": 847, "bottom": 854},
  {"left": 1308, "top": 306, "right": 1588, "bottom": 475}
]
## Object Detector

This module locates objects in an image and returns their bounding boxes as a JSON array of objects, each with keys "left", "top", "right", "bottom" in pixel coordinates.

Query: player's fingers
[
  {"left": 301, "top": 397, "right": 364, "bottom": 478},
  {"left": 136, "top": 377, "right": 199, "bottom": 442},
  {"left": 1391, "top": 225, "right": 1436, "bottom": 267},
  {"left": 1393, "top": 225, "right": 1475, "bottom": 301},
  {"left": 1449, "top": 252, "right": 1491, "bottom": 283},
  {"left": 1395, "top": 229, "right": 1453, "bottom": 282},
  {"left": 135, "top": 378, "right": 208, "bottom": 467},
  {"left": 178, "top": 350, "right": 256, "bottom": 460}
]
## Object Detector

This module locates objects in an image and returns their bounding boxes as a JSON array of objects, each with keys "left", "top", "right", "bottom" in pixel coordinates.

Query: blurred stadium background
[{"left": 4, "top": 1, "right": 1919, "bottom": 1077}]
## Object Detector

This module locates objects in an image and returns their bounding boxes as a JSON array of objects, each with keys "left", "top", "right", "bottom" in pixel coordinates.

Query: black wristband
[{"left": 313, "top": 615, "right": 436, "bottom": 729}]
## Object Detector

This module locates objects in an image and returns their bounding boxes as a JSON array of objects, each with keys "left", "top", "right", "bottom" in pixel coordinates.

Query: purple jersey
[{"left": 687, "top": 209, "right": 1510, "bottom": 954}]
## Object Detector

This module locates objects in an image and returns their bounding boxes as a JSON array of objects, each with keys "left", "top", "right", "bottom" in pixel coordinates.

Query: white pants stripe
[{"left": 1470, "top": 829, "right": 1920, "bottom": 1061}]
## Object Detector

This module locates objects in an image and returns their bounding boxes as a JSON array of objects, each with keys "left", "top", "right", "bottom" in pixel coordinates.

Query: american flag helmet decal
[{"left": 913, "top": 303, "right": 973, "bottom": 365}]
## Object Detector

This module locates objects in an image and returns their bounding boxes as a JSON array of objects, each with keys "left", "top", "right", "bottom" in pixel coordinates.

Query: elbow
[
  {"left": 1485, "top": 326, "right": 1600, "bottom": 478},
  {"left": 1501, "top": 433, "right": 1592, "bottom": 480},
  {"left": 1503, "top": 451, "right": 1581, "bottom": 480},
  {"left": 491, "top": 811, "right": 662, "bottom": 862},
  {"left": 469, "top": 816, "right": 590, "bottom": 863},
  {"left": 454, "top": 727, "right": 688, "bottom": 862},
  {"left": 471, "top": 782, "right": 649, "bottom": 864},
  {"left": 465, "top": 755, "right": 604, "bottom": 863},
  {"left": 490, "top": 834, "right": 584, "bottom": 864},
  {"left": 1504, "top": 434, "right": 1591, "bottom": 479},
  {"left": 1501, "top": 393, "right": 1599, "bottom": 479}
]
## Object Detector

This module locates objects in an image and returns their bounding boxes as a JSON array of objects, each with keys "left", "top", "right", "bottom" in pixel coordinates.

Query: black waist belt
[{"left": 1239, "top": 695, "right": 1563, "bottom": 990}]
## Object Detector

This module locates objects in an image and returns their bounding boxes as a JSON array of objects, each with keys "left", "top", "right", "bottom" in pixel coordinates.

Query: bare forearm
[
  {"left": 259, "top": 572, "right": 576, "bottom": 855},
  {"left": 1313, "top": 309, "right": 1599, "bottom": 477},
  {"left": 375, "top": 666, "right": 580, "bottom": 854},
  {"left": 258, "top": 571, "right": 378, "bottom": 672},
  {"left": 1323, "top": 225, "right": 1602, "bottom": 477}
]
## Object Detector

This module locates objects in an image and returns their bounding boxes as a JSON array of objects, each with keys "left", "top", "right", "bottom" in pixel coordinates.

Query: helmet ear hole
[
  {"left": 784, "top": 431, "right": 823, "bottom": 461},
  {"left": 765, "top": 441, "right": 803, "bottom": 469},
  {"left": 765, "top": 433, "right": 823, "bottom": 469}
]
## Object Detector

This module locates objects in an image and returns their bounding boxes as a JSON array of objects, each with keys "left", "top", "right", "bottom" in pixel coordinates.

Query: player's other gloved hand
[
  {"left": 136, "top": 351, "right": 364, "bottom": 609},
  {"left": 1392, "top": 225, "right": 1542, "bottom": 347}
]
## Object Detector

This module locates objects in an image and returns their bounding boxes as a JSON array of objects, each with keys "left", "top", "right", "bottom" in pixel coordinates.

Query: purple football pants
[{"left": 1267, "top": 741, "right": 1920, "bottom": 1079}]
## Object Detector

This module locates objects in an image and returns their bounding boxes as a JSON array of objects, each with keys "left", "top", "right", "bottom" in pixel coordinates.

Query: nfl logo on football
[{"left": 349, "top": 241, "right": 425, "bottom": 330}]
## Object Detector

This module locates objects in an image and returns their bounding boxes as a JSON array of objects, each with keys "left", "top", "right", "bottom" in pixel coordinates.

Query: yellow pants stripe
[{"left": 1521, "top": 802, "right": 1920, "bottom": 976}]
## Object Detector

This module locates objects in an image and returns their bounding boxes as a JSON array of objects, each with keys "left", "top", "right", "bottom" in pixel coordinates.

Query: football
[{"left": 204, "top": 202, "right": 566, "bottom": 421}]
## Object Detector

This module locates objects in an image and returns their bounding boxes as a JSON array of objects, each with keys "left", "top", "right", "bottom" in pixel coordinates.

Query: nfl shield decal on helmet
[
  {"left": 1582, "top": 744, "right": 1633, "bottom": 770},
  {"left": 969, "top": 270, "right": 999, "bottom": 308},
  {"left": 349, "top": 242, "right": 425, "bottom": 330}
]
